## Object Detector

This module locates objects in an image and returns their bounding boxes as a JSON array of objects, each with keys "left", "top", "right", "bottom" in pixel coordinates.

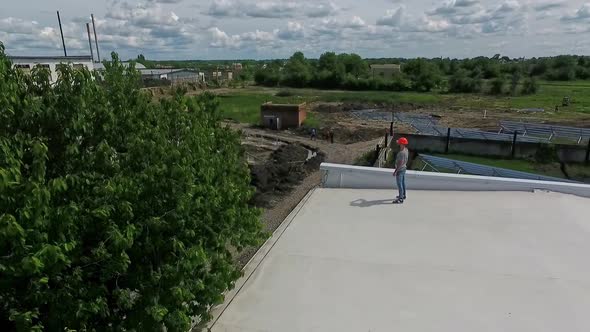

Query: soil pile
[{"left": 250, "top": 144, "right": 325, "bottom": 207}]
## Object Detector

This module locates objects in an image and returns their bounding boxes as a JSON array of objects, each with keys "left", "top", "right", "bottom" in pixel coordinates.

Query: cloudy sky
[{"left": 1, "top": 0, "right": 589, "bottom": 60}]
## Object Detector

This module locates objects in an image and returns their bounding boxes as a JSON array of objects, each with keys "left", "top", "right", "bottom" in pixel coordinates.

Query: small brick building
[{"left": 260, "top": 102, "right": 307, "bottom": 130}]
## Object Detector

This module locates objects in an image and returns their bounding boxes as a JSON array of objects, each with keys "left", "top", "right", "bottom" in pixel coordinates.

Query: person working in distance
[{"left": 393, "top": 137, "right": 409, "bottom": 204}]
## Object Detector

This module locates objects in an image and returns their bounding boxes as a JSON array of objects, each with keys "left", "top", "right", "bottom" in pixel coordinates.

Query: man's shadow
[{"left": 350, "top": 198, "right": 392, "bottom": 208}]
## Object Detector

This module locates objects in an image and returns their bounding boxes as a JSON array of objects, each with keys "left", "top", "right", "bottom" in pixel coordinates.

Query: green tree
[
  {"left": 510, "top": 71, "right": 522, "bottom": 95},
  {"left": 0, "top": 44, "right": 263, "bottom": 331},
  {"left": 313, "top": 52, "right": 346, "bottom": 89},
  {"left": 282, "top": 51, "right": 312, "bottom": 87},
  {"left": 403, "top": 58, "right": 442, "bottom": 92},
  {"left": 489, "top": 76, "right": 507, "bottom": 95},
  {"left": 448, "top": 69, "right": 482, "bottom": 93},
  {"left": 521, "top": 77, "right": 539, "bottom": 95},
  {"left": 337, "top": 53, "right": 368, "bottom": 78}
]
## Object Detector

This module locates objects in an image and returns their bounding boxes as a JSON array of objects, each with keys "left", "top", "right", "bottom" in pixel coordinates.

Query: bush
[
  {"left": 275, "top": 89, "right": 294, "bottom": 97},
  {"left": 521, "top": 77, "right": 539, "bottom": 95},
  {"left": 0, "top": 45, "right": 263, "bottom": 331},
  {"left": 355, "top": 149, "right": 378, "bottom": 166},
  {"left": 489, "top": 77, "right": 507, "bottom": 95},
  {"left": 448, "top": 69, "right": 482, "bottom": 93}
]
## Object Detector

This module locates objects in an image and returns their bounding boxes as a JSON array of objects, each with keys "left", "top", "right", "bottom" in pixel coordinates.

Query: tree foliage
[
  {"left": 252, "top": 51, "right": 590, "bottom": 93},
  {"left": 402, "top": 58, "right": 442, "bottom": 92},
  {"left": 521, "top": 77, "right": 539, "bottom": 95},
  {"left": 0, "top": 43, "right": 263, "bottom": 331},
  {"left": 448, "top": 69, "right": 482, "bottom": 93},
  {"left": 489, "top": 76, "right": 507, "bottom": 95}
]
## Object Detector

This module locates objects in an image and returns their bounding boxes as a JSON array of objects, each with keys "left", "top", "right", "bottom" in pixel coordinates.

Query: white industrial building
[
  {"left": 209, "top": 163, "right": 590, "bottom": 332},
  {"left": 139, "top": 68, "right": 205, "bottom": 83},
  {"left": 9, "top": 55, "right": 94, "bottom": 83}
]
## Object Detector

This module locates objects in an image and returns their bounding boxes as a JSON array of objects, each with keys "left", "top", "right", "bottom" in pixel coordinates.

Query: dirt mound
[{"left": 250, "top": 144, "right": 325, "bottom": 207}]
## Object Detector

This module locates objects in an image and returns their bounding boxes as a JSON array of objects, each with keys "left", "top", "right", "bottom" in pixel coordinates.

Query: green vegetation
[
  {"left": 217, "top": 92, "right": 311, "bottom": 123},
  {"left": 1, "top": 45, "right": 264, "bottom": 331},
  {"left": 302, "top": 112, "right": 321, "bottom": 128},
  {"left": 216, "top": 78, "right": 590, "bottom": 126},
  {"left": 251, "top": 51, "right": 590, "bottom": 94},
  {"left": 355, "top": 149, "right": 379, "bottom": 166}
]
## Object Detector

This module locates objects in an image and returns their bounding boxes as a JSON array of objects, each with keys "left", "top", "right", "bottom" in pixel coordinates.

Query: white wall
[
  {"left": 321, "top": 163, "right": 590, "bottom": 198},
  {"left": 10, "top": 57, "right": 94, "bottom": 83}
]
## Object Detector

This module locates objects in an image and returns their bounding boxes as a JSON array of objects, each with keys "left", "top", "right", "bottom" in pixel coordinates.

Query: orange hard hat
[{"left": 397, "top": 137, "right": 409, "bottom": 145}]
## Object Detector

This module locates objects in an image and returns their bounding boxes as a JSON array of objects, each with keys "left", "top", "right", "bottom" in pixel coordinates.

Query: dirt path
[{"left": 233, "top": 124, "right": 381, "bottom": 267}]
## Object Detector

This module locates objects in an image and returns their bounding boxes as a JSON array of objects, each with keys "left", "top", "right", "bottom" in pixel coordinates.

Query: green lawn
[
  {"left": 216, "top": 92, "right": 315, "bottom": 123},
  {"left": 441, "top": 80, "right": 590, "bottom": 116}
]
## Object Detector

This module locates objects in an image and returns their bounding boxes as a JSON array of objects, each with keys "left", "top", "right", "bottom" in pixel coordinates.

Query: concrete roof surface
[{"left": 211, "top": 188, "right": 590, "bottom": 332}]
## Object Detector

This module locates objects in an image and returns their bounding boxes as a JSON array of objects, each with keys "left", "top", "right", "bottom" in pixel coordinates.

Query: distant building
[
  {"left": 206, "top": 70, "right": 233, "bottom": 82},
  {"left": 260, "top": 102, "right": 307, "bottom": 130},
  {"left": 370, "top": 64, "right": 401, "bottom": 80},
  {"left": 9, "top": 55, "right": 94, "bottom": 82},
  {"left": 139, "top": 68, "right": 204, "bottom": 83},
  {"left": 232, "top": 63, "right": 243, "bottom": 77},
  {"left": 93, "top": 62, "right": 146, "bottom": 71}
]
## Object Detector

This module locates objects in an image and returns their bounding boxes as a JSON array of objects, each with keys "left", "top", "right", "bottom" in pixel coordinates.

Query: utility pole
[
  {"left": 91, "top": 14, "right": 101, "bottom": 62},
  {"left": 86, "top": 23, "right": 94, "bottom": 62},
  {"left": 57, "top": 11, "right": 67, "bottom": 56}
]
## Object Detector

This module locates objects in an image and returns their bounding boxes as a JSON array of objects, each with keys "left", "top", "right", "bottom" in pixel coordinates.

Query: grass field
[
  {"left": 216, "top": 81, "right": 590, "bottom": 125},
  {"left": 445, "top": 80, "right": 590, "bottom": 117}
]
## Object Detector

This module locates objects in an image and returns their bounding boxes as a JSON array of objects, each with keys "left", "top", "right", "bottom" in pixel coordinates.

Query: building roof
[
  {"left": 261, "top": 102, "right": 305, "bottom": 111},
  {"left": 139, "top": 68, "right": 197, "bottom": 75},
  {"left": 210, "top": 187, "right": 590, "bottom": 332},
  {"left": 370, "top": 63, "right": 401, "bottom": 69},
  {"left": 209, "top": 165, "right": 590, "bottom": 332},
  {"left": 9, "top": 55, "right": 93, "bottom": 61}
]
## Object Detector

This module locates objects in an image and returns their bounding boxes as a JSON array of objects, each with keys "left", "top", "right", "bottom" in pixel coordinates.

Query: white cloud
[
  {"left": 206, "top": 0, "right": 339, "bottom": 18},
  {"left": 306, "top": 2, "right": 340, "bottom": 18},
  {"left": 495, "top": 0, "right": 521, "bottom": 14},
  {"left": 456, "top": 0, "right": 480, "bottom": 7},
  {"left": 534, "top": 1, "right": 565, "bottom": 12},
  {"left": 208, "top": 27, "right": 242, "bottom": 48},
  {"left": 247, "top": 2, "right": 299, "bottom": 18},
  {"left": 561, "top": 3, "right": 590, "bottom": 21},
  {"left": 377, "top": 7, "right": 405, "bottom": 26},
  {"left": 1, "top": 0, "right": 588, "bottom": 59},
  {"left": 277, "top": 22, "right": 305, "bottom": 40}
]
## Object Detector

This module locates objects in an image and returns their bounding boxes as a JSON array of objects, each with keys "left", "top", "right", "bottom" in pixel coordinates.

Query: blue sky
[{"left": 1, "top": 0, "right": 589, "bottom": 60}]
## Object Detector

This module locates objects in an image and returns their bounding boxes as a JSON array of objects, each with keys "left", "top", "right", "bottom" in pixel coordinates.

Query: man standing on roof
[{"left": 393, "top": 137, "right": 409, "bottom": 204}]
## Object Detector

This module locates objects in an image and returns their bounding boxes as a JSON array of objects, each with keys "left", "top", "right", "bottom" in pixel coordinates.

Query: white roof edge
[{"left": 320, "top": 163, "right": 590, "bottom": 198}]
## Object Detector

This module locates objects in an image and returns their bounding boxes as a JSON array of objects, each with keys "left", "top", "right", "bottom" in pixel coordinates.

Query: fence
[
  {"left": 499, "top": 121, "right": 590, "bottom": 144},
  {"left": 419, "top": 154, "right": 577, "bottom": 183},
  {"left": 412, "top": 124, "right": 548, "bottom": 143}
]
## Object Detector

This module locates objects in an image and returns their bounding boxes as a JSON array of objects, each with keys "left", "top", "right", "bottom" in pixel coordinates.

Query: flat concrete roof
[{"left": 210, "top": 188, "right": 590, "bottom": 332}]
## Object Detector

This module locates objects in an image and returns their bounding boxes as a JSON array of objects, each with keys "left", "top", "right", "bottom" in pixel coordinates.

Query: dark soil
[
  {"left": 294, "top": 125, "right": 384, "bottom": 145},
  {"left": 250, "top": 144, "right": 326, "bottom": 208}
]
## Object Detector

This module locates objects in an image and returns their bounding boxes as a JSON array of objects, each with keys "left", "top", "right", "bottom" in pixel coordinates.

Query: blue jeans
[{"left": 396, "top": 169, "right": 406, "bottom": 199}]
